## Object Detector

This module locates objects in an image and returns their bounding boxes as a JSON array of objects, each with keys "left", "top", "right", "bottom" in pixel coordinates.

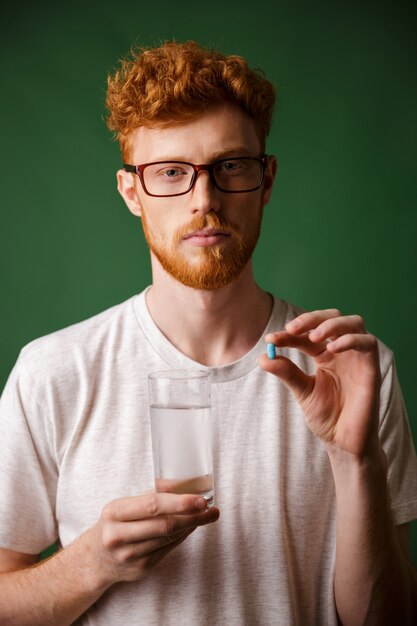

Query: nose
[{"left": 189, "top": 169, "right": 221, "bottom": 215}]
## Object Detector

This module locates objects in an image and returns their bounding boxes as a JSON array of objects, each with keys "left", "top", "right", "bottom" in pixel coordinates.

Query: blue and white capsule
[{"left": 266, "top": 343, "right": 276, "bottom": 360}]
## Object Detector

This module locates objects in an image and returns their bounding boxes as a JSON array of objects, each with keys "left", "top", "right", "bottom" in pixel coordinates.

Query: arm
[
  {"left": 0, "top": 492, "right": 219, "bottom": 626},
  {"left": 0, "top": 540, "right": 107, "bottom": 626},
  {"left": 327, "top": 447, "right": 417, "bottom": 625},
  {"left": 260, "top": 309, "right": 417, "bottom": 626}
]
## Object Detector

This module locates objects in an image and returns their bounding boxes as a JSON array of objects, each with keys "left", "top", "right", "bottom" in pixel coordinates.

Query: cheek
[
  {"left": 231, "top": 198, "right": 263, "bottom": 231},
  {"left": 142, "top": 211, "right": 175, "bottom": 244}
]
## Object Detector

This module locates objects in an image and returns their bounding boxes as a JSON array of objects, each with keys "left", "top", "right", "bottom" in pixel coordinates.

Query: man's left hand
[{"left": 259, "top": 309, "right": 382, "bottom": 458}]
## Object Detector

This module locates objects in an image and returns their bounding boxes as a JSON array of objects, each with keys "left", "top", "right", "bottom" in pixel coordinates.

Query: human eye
[
  {"left": 163, "top": 168, "right": 178, "bottom": 177},
  {"left": 144, "top": 162, "right": 193, "bottom": 195},
  {"left": 216, "top": 159, "right": 247, "bottom": 175},
  {"left": 159, "top": 166, "right": 188, "bottom": 178},
  {"left": 222, "top": 160, "right": 241, "bottom": 171}
]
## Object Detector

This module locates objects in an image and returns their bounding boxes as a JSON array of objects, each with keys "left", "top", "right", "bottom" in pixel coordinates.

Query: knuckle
[
  {"left": 354, "top": 314, "right": 364, "bottom": 326},
  {"left": 101, "top": 502, "right": 115, "bottom": 521},
  {"left": 143, "top": 494, "right": 160, "bottom": 517},
  {"left": 102, "top": 525, "right": 122, "bottom": 550},
  {"left": 320, "top": 318, "right": 332, "bottom": 331},
  {"left": 116, "top": 546, "right": 135, "bottom": 564},
  {"left": 162, "top": 516, "right": 176, "bottom": 538}
]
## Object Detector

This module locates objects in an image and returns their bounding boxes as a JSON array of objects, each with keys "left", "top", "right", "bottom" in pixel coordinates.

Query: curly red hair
[{"left": 106, "top": 40, "right": 276, "bottom": 160}]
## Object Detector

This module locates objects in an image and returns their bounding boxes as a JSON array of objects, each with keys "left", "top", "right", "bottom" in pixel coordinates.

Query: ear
[
  {"left": 261, "top": 155, "right": 277, "bottom": 207},
  {"left": 117, "top": 169, "right": 143, "bottom": 217}
]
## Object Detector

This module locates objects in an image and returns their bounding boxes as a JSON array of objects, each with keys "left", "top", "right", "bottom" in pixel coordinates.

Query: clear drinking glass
[{"left": 148, "top": 369, "right": 214, "bottom": 506}]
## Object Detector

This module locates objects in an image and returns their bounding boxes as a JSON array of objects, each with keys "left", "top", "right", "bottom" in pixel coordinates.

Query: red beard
[{"left": 141, "top": 210, "right": 262, "bottom": 290}]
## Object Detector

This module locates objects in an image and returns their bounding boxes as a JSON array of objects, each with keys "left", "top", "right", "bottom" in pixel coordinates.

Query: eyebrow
[
  {"left": 209, "top": 147, "right": 257, "bottom": 161},
  {"left": 146, "top": 147, "right": 257, "bottom": 163}
]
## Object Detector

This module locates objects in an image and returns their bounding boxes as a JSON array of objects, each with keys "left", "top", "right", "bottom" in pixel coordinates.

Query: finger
[
  {"left": 326, "top": 333, "right": 378, "bottom": 354},
  {"left": 109, "top": 528, "right": 195, "bottom": 568},
  {"left": 264, "top": 331, "right": 328, "bottom": 358},
  {"left": 285, "top": 309, "right": 342, "bottom": 335},
  {"left": 105, "top": 507, "right": 220, "bottom": 545},
  {"left": 114, "top": 527, "right": 198, "bottom": 562},
  {"left": 140, "top": 528, "right": 197, "bottom": 572},
  {"left": 259, "top": 353, "right": 314, "bottom": 402},
  {"left": 308, "top": 315, "right": 366, "bottom": 343},
  {"left": 103, "top": 492, "right": 209, "bottom": 523}
]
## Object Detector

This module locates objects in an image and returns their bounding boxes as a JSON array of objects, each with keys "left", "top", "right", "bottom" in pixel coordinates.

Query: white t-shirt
[{"left": 1, "top": 290, "right": 416, "bottom": 625}]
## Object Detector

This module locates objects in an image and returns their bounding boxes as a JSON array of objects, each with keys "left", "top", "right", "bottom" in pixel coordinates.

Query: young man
[{"left": 0, "top": 41, "right": 416, "bottom": 625}]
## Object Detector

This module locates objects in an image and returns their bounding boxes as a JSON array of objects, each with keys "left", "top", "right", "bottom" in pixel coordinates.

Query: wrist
[
  {"left": 325, "top": 440, "right": 387, "bottom": 473},
  {"left": 70, "top": 527, "right": 115, "bottom": 594},
  {"left": 325, "top": 442, "right": 397, "bottom": 547},
  {"left": 325, "top": 442, "right": 389, "bottom": 499}
]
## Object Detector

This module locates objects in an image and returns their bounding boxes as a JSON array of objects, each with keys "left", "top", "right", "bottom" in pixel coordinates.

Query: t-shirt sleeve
[
  {"left": 0, "top": 354, "right": 58, "bottom": 554},
  {"left": 378, "top": 351, "right": 417, "bottom": 526}
]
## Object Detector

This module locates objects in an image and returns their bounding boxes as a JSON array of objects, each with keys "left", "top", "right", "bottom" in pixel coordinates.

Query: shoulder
[{"left": 17, "top": 294, "right": 141, "bottom": 382}]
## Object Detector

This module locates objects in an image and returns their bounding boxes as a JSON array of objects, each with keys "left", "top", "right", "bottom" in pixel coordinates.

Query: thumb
[{"left": 258, "top": 353, "right": 313, "bottom": 403}]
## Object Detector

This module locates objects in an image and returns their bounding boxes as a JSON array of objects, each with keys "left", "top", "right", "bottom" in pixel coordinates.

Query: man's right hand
[
  {"left": 86, "top": 492, "right": 220, "bottom": 587},
  {"left": 0, "top": 493, "right": 219, "bottom": 626}
]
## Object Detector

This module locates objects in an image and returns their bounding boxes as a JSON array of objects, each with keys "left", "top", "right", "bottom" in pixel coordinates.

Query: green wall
[{"left": 1, "top": 1, "right": 416, "bottom": 565}]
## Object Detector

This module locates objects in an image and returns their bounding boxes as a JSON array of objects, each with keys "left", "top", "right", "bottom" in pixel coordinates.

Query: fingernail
[{"left": 195, "top": 497, "right": 207, "bottom": 509}]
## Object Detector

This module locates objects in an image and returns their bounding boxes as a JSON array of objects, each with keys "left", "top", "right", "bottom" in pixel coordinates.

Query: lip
[
  {"left": 183, "top": 228, "right": 231, "bottom": 240},
  {"left": 183, "top": 228, "right": 231, "bottom": 247}
]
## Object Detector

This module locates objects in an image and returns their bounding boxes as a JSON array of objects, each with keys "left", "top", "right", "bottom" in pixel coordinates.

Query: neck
[{"left": 146, "top": 256, "right": 272, "bottom": 366}]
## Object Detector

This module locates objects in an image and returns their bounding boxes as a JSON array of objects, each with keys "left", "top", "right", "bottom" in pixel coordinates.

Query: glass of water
[{"left": 148, "top": 369, "right": 214, "bottom": 506}]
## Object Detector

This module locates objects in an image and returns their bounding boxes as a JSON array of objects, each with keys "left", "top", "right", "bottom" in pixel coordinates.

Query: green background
[{"left": 1, "top": 1, "right": 416, "bottom": 566}]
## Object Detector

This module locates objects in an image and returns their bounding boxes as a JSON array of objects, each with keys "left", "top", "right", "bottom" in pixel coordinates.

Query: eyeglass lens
[{"left": 143, "top": 158, "right": 263, "bottom": 195}]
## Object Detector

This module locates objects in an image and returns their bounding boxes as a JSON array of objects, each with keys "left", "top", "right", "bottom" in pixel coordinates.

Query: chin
[
  {"left": 150, "top": 230, "right": 258, "bottom": 291},
  {"left": 166, "top": 256, "right": 249, "bottom": 291}
]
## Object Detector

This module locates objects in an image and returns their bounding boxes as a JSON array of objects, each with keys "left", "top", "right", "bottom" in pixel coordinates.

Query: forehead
[{"left": 129, "top": 103, "right": 262, "bottom": 163}]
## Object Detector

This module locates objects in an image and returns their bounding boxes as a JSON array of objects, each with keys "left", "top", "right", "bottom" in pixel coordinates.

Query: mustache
[{"left": 175, "top": 214, "right": 239, "bottom": 243}]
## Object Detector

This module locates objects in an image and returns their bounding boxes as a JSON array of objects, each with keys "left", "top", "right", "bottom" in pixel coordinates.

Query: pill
[{"left": 266, "top": 343, "right": 276, "bottom": 359}]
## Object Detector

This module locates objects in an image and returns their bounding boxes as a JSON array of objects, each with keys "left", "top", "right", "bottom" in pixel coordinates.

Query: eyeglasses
[{"left": 123, "top": 155, "right": 268, "bottom": 197}]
